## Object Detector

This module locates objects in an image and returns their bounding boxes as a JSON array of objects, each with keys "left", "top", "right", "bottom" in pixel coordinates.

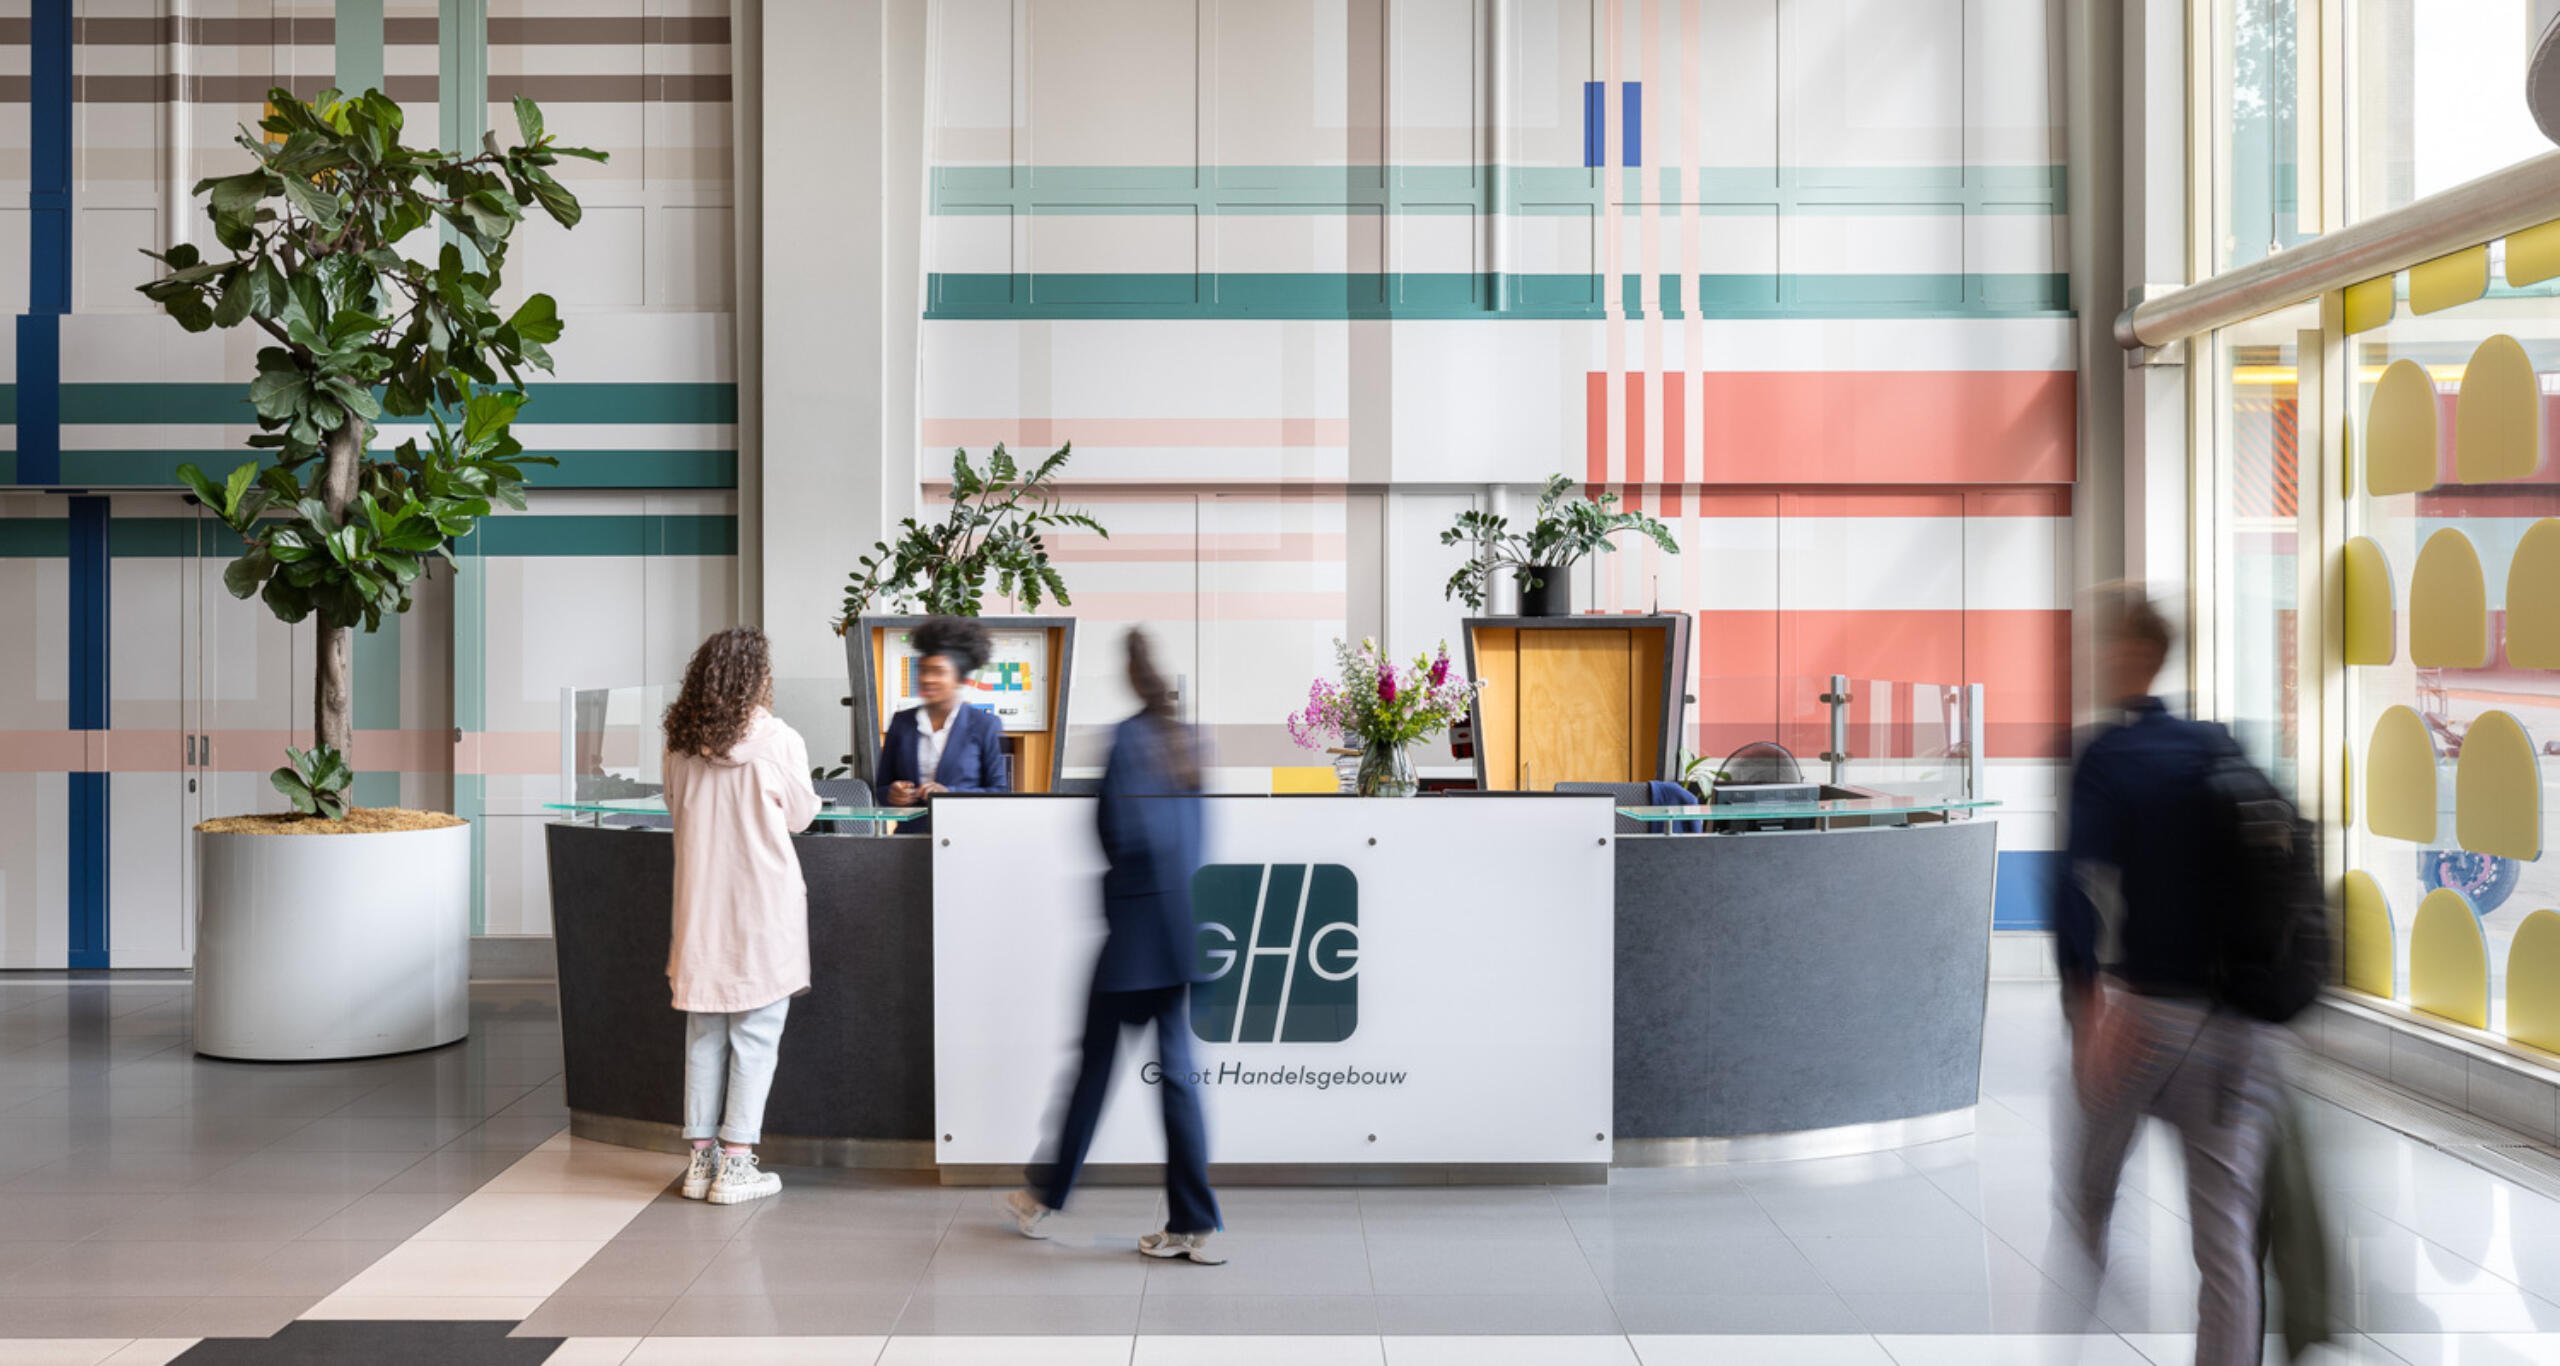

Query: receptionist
[{"left": 880, "top": 616, "right": 1011, "bottom": 810}]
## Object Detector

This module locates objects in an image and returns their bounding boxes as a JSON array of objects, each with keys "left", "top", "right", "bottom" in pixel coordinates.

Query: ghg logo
[{"left": 1190, "top": 864, "right": 1359, "bottom": 1044}]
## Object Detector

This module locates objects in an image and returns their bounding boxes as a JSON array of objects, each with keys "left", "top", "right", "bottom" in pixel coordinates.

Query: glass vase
[{"left": 1355, "top": 739, "right": 1417, "bottom": 798}]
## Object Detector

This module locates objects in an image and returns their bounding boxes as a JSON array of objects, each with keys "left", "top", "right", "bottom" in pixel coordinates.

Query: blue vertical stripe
[
  {"left": 1622, "top": 82, "right": 1642, "bottom": 168},
  {"left": 67, "top": 497, "right": 108, "bottom": 969},
  {"left": 19, "top": 0, "right": 70, "bottom": 485},
  {"left": 1582, "top": 81, "right": 1604, "bottom": 169}
]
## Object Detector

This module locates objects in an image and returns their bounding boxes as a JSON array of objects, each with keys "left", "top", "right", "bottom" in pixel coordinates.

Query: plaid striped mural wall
[
  {"left": 922, "top": 0, "right": 2074, "bottom": 927},
  {"left": 0, "top": 1, "right": 740, "bottom": 959}
]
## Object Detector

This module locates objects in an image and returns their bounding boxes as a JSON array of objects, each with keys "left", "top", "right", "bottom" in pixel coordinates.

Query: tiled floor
[{"left": 17, "top": 979, "right": 2560, "bottom": 1363}]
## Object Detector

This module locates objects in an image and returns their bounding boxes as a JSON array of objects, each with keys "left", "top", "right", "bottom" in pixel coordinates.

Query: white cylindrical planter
[{"left": 194, "top": 823, "right": 472, "bottom": 1061}]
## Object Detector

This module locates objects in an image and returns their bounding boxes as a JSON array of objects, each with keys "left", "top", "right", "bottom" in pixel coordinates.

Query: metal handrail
[{"left": 2115, "top": 149, "right": 2560, "bottom": 351}]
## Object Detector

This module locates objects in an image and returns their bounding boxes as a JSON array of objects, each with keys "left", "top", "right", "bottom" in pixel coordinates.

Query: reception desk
[{"left": 546, "top": 792, "right": 1997, "bottom": 1177}]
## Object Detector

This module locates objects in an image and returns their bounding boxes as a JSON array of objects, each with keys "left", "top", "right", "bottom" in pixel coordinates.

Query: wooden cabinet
[{"left": 1464, "top": 616, "right": 1688, "bottom": 791}]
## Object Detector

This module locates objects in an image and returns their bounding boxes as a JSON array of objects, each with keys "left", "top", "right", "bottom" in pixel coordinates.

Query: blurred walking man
[{"left": 2058, "top": 586, "right": 2306, "bottom": 1366}]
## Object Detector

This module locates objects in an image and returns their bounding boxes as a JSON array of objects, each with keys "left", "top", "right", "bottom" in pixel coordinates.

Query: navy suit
[
  {"left": 1035, "top": 715, "right": 1219, "bottom": 1234},
  {"left": 878, "top": 703, "right": 1008, "bottom": 830}
]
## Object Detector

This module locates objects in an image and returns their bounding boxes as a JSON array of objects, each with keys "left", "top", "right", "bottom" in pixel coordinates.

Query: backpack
[{"left": 2201, "top": 737, "right": 2330, "bottom": 1022}]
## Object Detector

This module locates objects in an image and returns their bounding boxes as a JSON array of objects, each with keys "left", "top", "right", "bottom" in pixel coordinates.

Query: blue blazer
[
  {"left": 879, "top": 702, "right": 1009, "bottom": 797},
  {"left": 1092, "top": 715, "right": 1206, "bottom": 993}
]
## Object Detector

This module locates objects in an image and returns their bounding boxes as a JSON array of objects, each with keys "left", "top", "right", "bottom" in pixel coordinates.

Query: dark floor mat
[{"left": 173, "top": 1319, "right": 564, "bottom": 1365}]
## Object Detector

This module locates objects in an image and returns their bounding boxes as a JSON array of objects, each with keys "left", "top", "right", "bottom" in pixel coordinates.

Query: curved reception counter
[{"left": 547, "top": 793, "right": 1997, "bottom": 1178}]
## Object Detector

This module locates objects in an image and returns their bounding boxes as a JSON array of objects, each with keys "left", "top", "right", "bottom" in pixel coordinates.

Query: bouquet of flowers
[{"left": 1286, "top": 639, "right": 1482, "bottom": 795}]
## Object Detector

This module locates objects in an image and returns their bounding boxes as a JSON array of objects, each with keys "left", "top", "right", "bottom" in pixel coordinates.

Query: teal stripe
[
  {"left": 352, "top": 771, "right": 402, "bottom": 808},
  {"left": 0, "top": 521, "right": 70, "bottom": 556},
  {"left": 933, "top": 164, "right": 2068, "bottom": 215},
  {"left": 105, "top": 518, "right": 201, "bottom": 557},
  {"left": 57, "top": 447, "right": 736, "bottom": 490},
  {"left": 57, "top": 383, "right": 737, "bottom": 425},
  {"left": 474, "top": 514, "right": 738, "bottom": 557},
  {"left": 334, "top": 0, "right": 384, "bottom": 95},
  {"left": 354, "top": 615, "right": 401, "bottom": 730},
  {"left": 926, "top": 272, "right": 2070, "bottom": 320},
  {"left": 0, "top": 385, "right": 20, "bottom": 424}
]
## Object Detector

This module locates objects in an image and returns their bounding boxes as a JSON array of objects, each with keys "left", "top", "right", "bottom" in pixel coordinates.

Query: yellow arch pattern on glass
[
  {"left": 2367, "top": 704, "right": 2439, "bottom": 843},
  {"left": 2341, "top": 870, "right": 2393, "bottom": 997},
  {"left": 2457, "top": 709, "right": 2543, "bottom": 860},
  {"left": 2508, "top": 910, "right": 2560, "bottom": 1054},
  {"left": 2510, "top": 520, "right": 2560, "bottom": 667},
  {"left": 2412, "top": 244, "right": 2491, "bottom": 314},
  {"left": 2343, "top": 535, "right": 2396, "bottom": 665},
  {"left": 2411, "top": 887, "right": 2489, "bottom": 1029},
  {"left": 2343, "top": 276, "right": 2397, "bottom": 334},
  {"left": 2366, "top": 358, "right": 2441, "bottom": 496},
  {"left": 2511, "top": 220, "right": 2560, "bottom": 288},
  {"left": 2343, "top": 742, "right": 2354, "bottom": 828},
  {"left": 2410, "top": 528, "right": 2489, "bottom": 668},
  {"left": 2456, "top": 335, "right": 2544, "bottom": 483}
]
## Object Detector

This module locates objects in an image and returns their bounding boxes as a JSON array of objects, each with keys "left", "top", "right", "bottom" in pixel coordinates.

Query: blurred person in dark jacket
[
  {"left": 1004, "top": 629, "right": 1224, "bottom": 1263},
  {"left": 2057, "top": 585, "right": 2287, "bottom": 1366}
]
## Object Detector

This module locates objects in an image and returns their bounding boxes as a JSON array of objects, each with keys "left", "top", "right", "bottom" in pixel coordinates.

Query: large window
[
  {"left": 2208, "top": 303, "right": 2316, "bottom": 796},
  {"left": 2348, "top": 0, "right": 2557, "bottom": 223},
  {"left": 2218, "top": 0, "right": 2313, "bottom": 269}
]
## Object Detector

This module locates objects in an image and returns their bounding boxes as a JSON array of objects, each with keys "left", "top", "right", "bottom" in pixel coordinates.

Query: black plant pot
[{"left": 1516, "top": 567, "right": 1573, "bottom": 617}]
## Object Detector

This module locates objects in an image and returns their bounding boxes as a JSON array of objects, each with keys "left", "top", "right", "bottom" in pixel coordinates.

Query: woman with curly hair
[
  {"left": 877, "top": 616, "right": 1011, "bottom": 816},
  {"left": 661, "top": 626, "right": 820, "bottom": 1205}
]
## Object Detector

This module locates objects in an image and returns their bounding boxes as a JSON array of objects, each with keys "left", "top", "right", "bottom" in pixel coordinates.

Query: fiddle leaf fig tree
[
  {"left": 138, "top": 86, "right": 603, "bottom": 778},
  {"left": 836, "top": 444, "right": 1109, "bottom": 627}
]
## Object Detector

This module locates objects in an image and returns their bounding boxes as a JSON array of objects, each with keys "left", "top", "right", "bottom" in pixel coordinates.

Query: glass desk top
[
  {"left": 1617, "top": 796, "right": 2000, "bottom": 823},
  {"left": 543, "top": 801, "right": 924, "bottom": 824}
]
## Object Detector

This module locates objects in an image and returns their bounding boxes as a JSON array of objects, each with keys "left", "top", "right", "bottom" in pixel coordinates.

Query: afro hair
[{"left": 911, "top": 616, "right": 993, "bottom": 677}]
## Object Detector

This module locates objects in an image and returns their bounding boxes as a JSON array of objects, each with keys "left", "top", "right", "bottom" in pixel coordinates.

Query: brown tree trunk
[{"left": 312, "top": 416, "right": 362, "bottom": 756}]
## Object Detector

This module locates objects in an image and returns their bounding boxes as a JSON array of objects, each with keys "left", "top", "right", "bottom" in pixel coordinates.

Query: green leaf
[
  {"left": 271, "top": 764, "right": 319, "bottom": 815},
  {"left": 222, "top": 463, "right": 257, "bottom": 517},
  {"left": 175, "top": 463, "right": 226, "bottom": 511},
  {"left": 504, "top": 293, "right": 562, "bottom": 345},
  {"left": 221, "top": 545, "right": 273, "bottom": 599},
  {"left": 512, "top": 94, "right": 544, "bottom": 146}
]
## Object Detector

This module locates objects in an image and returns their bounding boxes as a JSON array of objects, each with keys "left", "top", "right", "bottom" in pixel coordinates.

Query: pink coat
[{"left": 663, "top": 709, "right": 823, "bottom": 1013}]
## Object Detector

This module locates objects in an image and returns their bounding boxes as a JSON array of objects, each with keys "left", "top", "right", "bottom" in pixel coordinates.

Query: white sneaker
[
  {"left": 1003, "top": 1188, "right": 1055, "bottom": 1239},
  {"left": 706, "top": 1150, "right": 781, "bottom": 1205},
  {"left": 679, "top": 1145, "right": 718, "bottom": 1200},
  {"left": 1138, "top": 1229, "right": 1226, "bottom": 1265}
]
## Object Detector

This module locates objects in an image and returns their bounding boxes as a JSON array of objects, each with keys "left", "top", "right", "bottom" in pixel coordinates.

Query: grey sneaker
[
  {"left": 1138, "top": 1229, "right": 1226, "bottom": 1265},
  {"left": 679, "top": 1145, "right": 718, "bottom": 1200},
  {"left": 706, "top": 1150, "right": 781, "bottom": 1205},
  {"left": 1003, "top": 1188, "right": 1055, "bottom": 1239}
]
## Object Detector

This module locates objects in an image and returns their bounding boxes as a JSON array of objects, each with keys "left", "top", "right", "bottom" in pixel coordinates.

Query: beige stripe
[
  {"left": 489, "top": 73, "right": 730, "bottom": 103},
  {"left": 44, "top": 16, "right": 726, "bottom": 45},
  {"left": 489, "top": 16, "right": 730, "bottom": 44},
  {"left": 13, "top": 74, "right": 441, "bottom": 103}
]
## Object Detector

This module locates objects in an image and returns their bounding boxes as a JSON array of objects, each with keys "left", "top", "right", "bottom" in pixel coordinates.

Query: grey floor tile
[
  {"left": 1364, "top": 1236, "right": 1602, "bottom": 1297},
  {"left": 206, "top": 1238, "right": 399, "bottom": 1297},
  {"left": 1840, "top": 1289, "right": 2105, "bottom": 1335},
  {"left": 193, "top": 1147, "right": 423, "bottom": 1197},
  {"left": 549, "top": 1235, "right": 726, "bottom": 1298},
  {"left": 1371, "top": 1291, "right": 1622, "bottom": 1335},
  {"left": 373, "top": 1146, "right": 536, "bottom": 1193},
  {"left": 611, "top": 1193, "right": 770, "bottom": 1242},
  {"left": 650, "top": 1291, "right": 912, "bottom": 1335},
  {"left": 0, "top": 1189, "right": 169, "bottom": 1241},
  {"left": 267, "top": 1114, "right": 481, "bottom": 1152},
  {"left": 1577, "top": 1233, "right": 1833, "bottom": 1297},
  {"left": 333, "top": 1081, "right": 535, "bottom": 1119},
  {"left": 0, "top": 1295, "right": 199, "bottom": 1336},
  {"left": 1136, "top": 1293, "right": 1383, "bottom": 1336},
  {"left": 891, "top": 1292, "right": 1143, "bottom": 1335},
  {"left": 299, "top": 1190, "right": 470, "bottom": 1240},
  {"left": 1605, "top": 1292, "right": 1868, "bottom": 1335},
  {"left": 1141, "top": 1233, "right": 1372, "bottom": 1297},
  {"left": 2, "top": 1148, "right": 248, "bottom": 1192},
  {"left": 88, "top": 1189, "right": 354, "bottom": 1242},
  {"left": 513, "top": 1293, "right": 675, "bottom": 1337},
  {"left": 0, "top": 1237, "right": 285, "bottom": 1298},
  {"left": 736, "top": 1184, "right": 964, "bottom": 1239},
  {"left": 688, "top": 1234, "right": 939, "bottom": 1296},
  {"left": 918, "top": 1236, "right": 1151, "bottom": 1295}
]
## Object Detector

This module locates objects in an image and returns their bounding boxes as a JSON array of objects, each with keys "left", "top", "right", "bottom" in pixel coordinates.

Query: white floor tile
[
  {"left": 2119, "top": 1333, "right": 2407, "bottom": 1364},
  {"left": 1382, "top": 1336, "right": 1641, "bottom": 1366},
  {"left": 875, "top": 1339, "right": 1134, "bottom": 1366},
  {"left": 625, "top": 1338, "right": 888, "bottom": 1365},
  {"left": 296, "top": 1295, "right": 548, "bottom": 1320},
  {"left": 414, "top": 1191, "right": 658, "bottom": 1242},
  {"left": 536, "top": 1341, "right": 643, "bottom": 1366},
  {"left": 1630, "top": 1335, "right": 1896, "bottom": 1364},
  {"left": 0, "top": 1344, "right": 132, "bottom": 1366},
  {"left": 93, "top": 1346, "right": 194, "bottom": 1366},
  {"left": 2367, "top": 1334, "right": 2560, "bottom": 1364},
  {"left": 1872, "top": 1335, "right": 2152, "bottom": 1366},
  {"left": 1133, "top": 1338, "right": 1386, "bottom": 1366},
  {"left": 319, "top": 1237, "right": 605, "bottom": 1299}
]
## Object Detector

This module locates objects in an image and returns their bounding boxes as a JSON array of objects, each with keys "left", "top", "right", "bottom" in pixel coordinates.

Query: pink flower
[
  {"left": 1430, "top": 653, "right": 1449, "bottom": 687},
  {"left": 1377, "top": 672, "right": 1396, "bottom": 705}
]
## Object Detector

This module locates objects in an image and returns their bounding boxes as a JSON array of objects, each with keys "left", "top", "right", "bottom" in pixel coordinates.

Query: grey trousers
[
  {"left": 2065, "top": 992, "right": 2284, "bottom": 1366},
  {"left": 683, "top": 997, "right": 791, "bottom": 1146}
]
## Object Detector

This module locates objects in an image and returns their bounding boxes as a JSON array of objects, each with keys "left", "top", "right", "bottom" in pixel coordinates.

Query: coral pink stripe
[
  {"left": 0, "top": 731, "right": 93, "bottom": 772},
  {"left": 1055, "top": 591, "right": 1347, "bottom": 622},
  {"left": 1660, "top": 371, "right": 2077, "bottom": 485},
  {"left": 1624, "top": 373, "right": 1648, "bottom": 487},
  {"left": 921, "top": 418, "right": 1352, "bottom": 449},
  {"left": 1586, "top": 372, "right": 1609, "bottom": 485},
  {"left": 1660, "top": 371, "right": 1686, "bottom": 486},
  {"left": 1618, "top": 487, "right": 2072, "bottom": 516}
]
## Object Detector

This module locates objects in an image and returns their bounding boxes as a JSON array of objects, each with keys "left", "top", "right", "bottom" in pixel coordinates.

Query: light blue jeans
[{"left": 683, "top": 997, "right": 790, "bottom": 1146}]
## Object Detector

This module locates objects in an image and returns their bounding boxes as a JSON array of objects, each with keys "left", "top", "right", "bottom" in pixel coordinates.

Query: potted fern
[
  {"left": 1439, "top": 474, "right": 1680, "bottom": 616},
  {"left": 140, "top": 87, "right": 600, "bottom": 1060}
]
